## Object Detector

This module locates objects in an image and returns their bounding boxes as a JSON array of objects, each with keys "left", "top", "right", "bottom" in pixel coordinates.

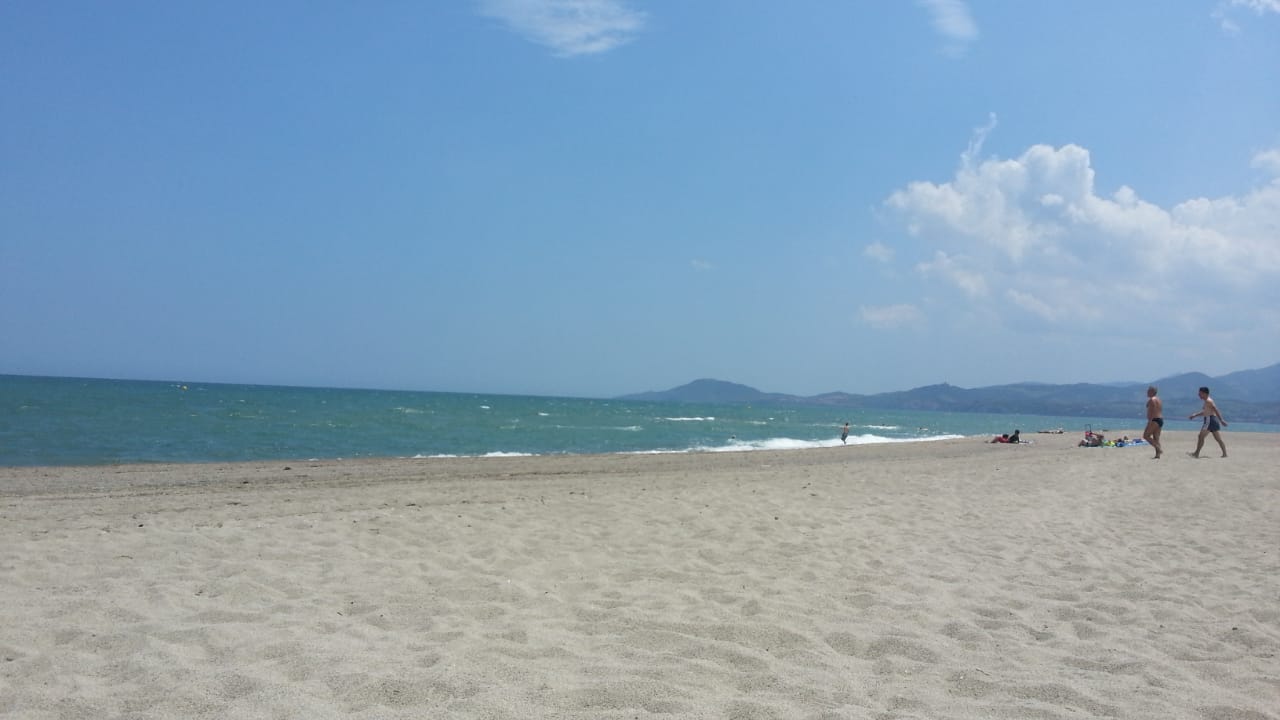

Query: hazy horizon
[{"left": 6, "top": 358, "right": 1274, "bottom": 402}]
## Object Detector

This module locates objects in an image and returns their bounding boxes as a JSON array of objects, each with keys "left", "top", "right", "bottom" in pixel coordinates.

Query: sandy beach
[{"left": 1, "top": 430, "right": 1277, "bottom": 719}]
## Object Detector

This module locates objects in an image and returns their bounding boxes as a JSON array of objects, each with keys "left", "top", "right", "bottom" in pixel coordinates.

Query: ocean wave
[
  {"left": 551, "top": 425, "right": 643, "bottom": 432},
  {"left": 413, "top": 433, "right": 967, "bottom": 460},
  {"left": 662, "top": 416, "right": 715, "bottom": 422},
  {"left": 627, "top": 434, "right": 967, "bottom": 455},
  {"left": 412, "top": 452, "right": 534, "bottom": 459}
]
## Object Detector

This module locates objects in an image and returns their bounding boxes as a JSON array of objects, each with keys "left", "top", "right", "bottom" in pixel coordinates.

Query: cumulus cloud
[
  {"left": 884, "top": 132, "right": 1280, "bottom": 341},
  {"left": 917, "top": 0, "right": 978, "bottom": 55},
  {"left": 860, "top": 304, "right": 924, "bottom": 330},
  {"left": 478, "top": 0, "right": 646, "bottom": 56}
]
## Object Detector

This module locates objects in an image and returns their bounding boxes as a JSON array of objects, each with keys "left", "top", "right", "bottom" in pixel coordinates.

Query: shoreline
[
  {"left": 7, "top": 424, "right": 1273, "bottom": 473},
  {"left": 0, "top": 430, "right": 975, "bottom": 471},
  {"left": 2, "top": 431, "right": 1277, "bottom": 718}
]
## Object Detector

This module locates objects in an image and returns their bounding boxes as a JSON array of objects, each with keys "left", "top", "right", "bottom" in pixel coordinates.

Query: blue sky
[{"left": 3, "top": 1, "right": 1278, "bottom": 398}]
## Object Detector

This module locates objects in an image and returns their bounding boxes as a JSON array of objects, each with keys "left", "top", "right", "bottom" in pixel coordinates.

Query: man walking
[
  {"left": 1143, "top": 386, "right": 1163, "bottom": 459},
  {"left": 1188, "top": 386, "right": 1228, "bottom": 458}
]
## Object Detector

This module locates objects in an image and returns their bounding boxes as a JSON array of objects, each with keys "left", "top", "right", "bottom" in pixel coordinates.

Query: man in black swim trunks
[
  {"left": 1188, "top": 386, "right": 1228, "bottom": 458},
  {"left": 1143, "top": 385, "right": 1164, "bottom": 459}
]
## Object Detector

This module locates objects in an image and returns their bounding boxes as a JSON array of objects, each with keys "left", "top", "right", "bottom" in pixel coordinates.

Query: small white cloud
[
  {"left": 478, "top": 0, "right": 646, "bottom": 57},
  {"left": 691, "top": 259, "right": 713, "bottom": 271},
  {"left": 1232, "top": 0, "right": 1280, "bottom": 13},
  {"left": 860, "top": 304, "right": 924, "bottom": 329},
  {"left": 1251, "top": 148, "right": 1280, "bottom": 176},
  {"left": 864, "top": 242, "right": 894, "bottom": 263},
  {"left": 962, "top": 113, "right": 998, "bottom": 169},
  {"left": 1005, "top": 288, "right": 1058, "bottom": 322},
  {"left": 917, "top": 0, "right": 978, "bottom": 55},
  {"left": 1215, "top": 0, "right": 1279, "bottom": 33}
]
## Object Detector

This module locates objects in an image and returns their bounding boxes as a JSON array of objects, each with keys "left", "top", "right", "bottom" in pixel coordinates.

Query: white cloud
[
  {"left": 916, "top": 251, "right": 988, "bottom": 297},
  {"left": 860, "top": 304, "right": 924, "bottom": 330},
  {"left": 1005, "top": 288, "right": 1058, "bottom": 323},
  {"left": 864, "top": 241, "right": 894, "bottom": 263},
  {"left": 962, "top": 113, "right": 998, "bottom": 168},
  {"left": 885, "top": 136, "right": 1280, "bottom": 341},
  {"left": 691, "top": 259, "right": 713, "bottom": 271},
  {"left": 890, "top": 142, "right": 1084, "bottom": 263},
  {"left": 478, "top": 0, "right": 646, "bottom": 57},
  {"left": 917, "top": 0, "right": 978, "bottom": 55},
  {"left": 1215, "top": 0, "right": 1280, "bottom": 32},
  {"left": 1251, "top": 148, "right": 1280, "bottom": 176},
  {"left": 1231, "top": 0, "right": 1280, "bottom": 13}
]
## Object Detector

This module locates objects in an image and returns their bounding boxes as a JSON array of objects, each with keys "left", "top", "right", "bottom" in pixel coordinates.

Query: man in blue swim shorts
[{"left": 1188, "top": 386, "right": 1228, "bottom": 458}]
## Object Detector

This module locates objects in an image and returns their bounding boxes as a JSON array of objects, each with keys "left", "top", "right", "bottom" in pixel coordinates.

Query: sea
[{"left": 1, "top": 374, "right": 1272, "bottom": 467}]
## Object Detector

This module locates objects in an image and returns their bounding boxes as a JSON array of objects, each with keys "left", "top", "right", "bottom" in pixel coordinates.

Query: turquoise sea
[{"left": 1, "top": 375, "right": 1272, "bottom": 467}]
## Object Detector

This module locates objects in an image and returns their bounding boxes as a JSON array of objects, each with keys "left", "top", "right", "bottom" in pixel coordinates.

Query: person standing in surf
[
  {"left": 1188, "top": 386, "right": 1228, "bottom": 458},
  {"left": 840, "top": 422, "right": 850, "bottom": 444},
  {"left": 1143, "top": 385, "right": 1164, "bottom": 459}
]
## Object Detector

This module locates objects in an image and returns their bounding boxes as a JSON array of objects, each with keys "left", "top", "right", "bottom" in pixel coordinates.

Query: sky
[{"left": 2, "top": 1, "right": 1279, "bottom": 399}]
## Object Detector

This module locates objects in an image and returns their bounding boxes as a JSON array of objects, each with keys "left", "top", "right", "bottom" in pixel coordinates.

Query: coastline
[{"left": 2, "top": 431, "right": 1277, "bottom": 718}]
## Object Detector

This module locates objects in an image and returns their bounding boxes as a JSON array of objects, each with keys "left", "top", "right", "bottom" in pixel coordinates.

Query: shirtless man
[
  {"left": 1142, "top": 386, "right": 1163, "bottom": 458},
  {"left": 1188, "top": 386, "right": 1227, "bottom": 458}
]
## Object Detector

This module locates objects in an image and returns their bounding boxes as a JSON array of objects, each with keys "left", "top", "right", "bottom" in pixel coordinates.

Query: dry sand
[{"left": 1, "top": 430, "right": 1277, "bottom": 719}]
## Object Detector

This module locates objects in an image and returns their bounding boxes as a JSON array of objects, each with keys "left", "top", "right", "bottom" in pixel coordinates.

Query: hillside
[{"left": 619, "top": 363, "right": 1280, "bottom": 424}]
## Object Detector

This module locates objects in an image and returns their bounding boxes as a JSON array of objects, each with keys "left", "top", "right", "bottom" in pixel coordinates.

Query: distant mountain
[
  {"left": 621, "top": 379, "right": 782, "bottom": 404},
  {"left": 618, "top": 363, "right": 1280, "bottom": 424},
  {"left": 1217, "top": 364, "right": 1280, "bottom": 400}
]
